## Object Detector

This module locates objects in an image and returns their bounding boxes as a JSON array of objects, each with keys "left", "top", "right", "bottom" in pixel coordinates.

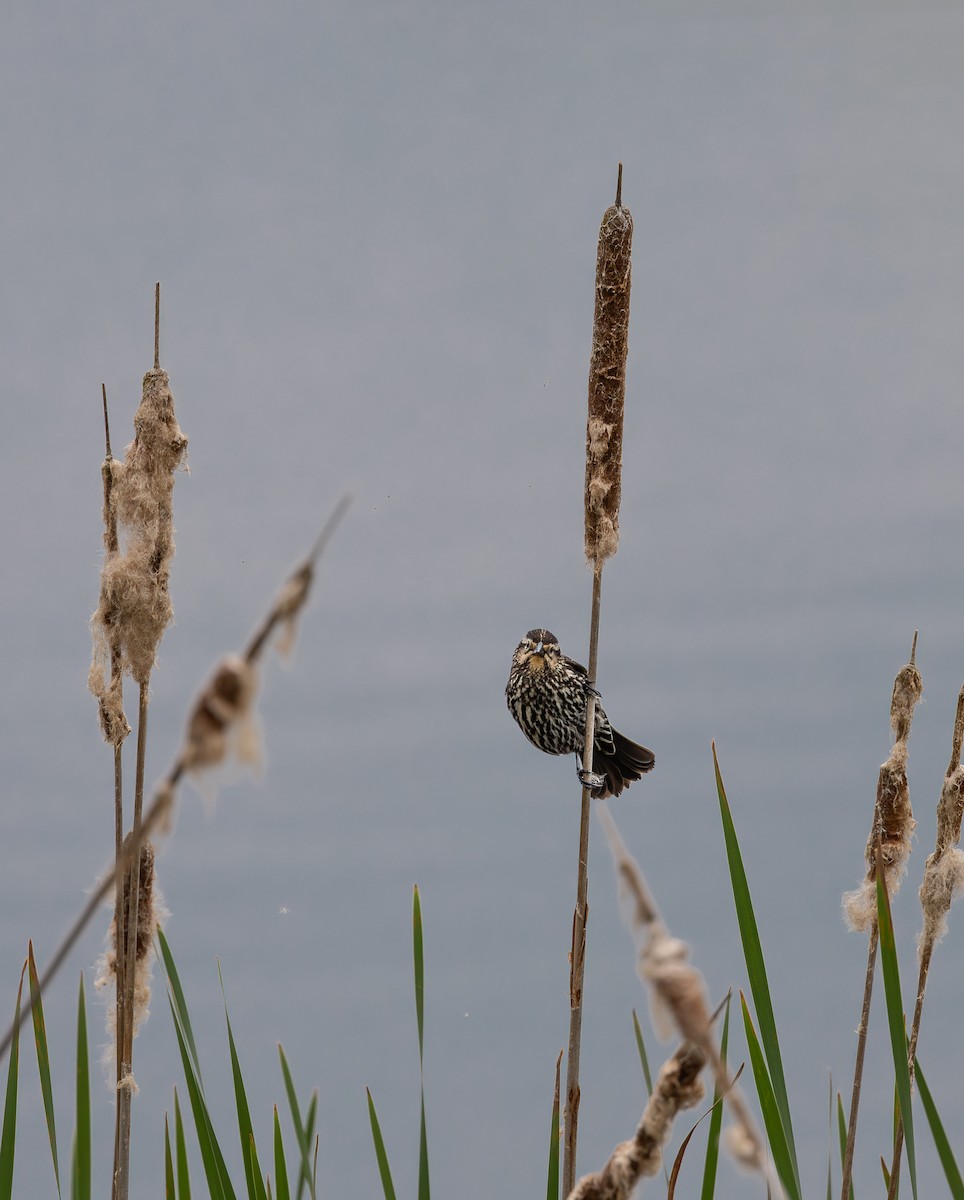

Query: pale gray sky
[{"left": 2, "top": 1, "right": 964, "bottom": 1196}]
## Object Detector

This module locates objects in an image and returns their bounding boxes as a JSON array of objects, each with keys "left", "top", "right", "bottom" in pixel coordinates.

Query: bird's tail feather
[{"left": 591, "top": 728, "right": 655, "bottom": 799}]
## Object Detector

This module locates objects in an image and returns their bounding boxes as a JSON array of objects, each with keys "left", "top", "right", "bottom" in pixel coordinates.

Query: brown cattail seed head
[
  {"left": 584, "top": 180, "right": 633, "bottom": 570},
  {"left": 843, "top": 645, "right": 922, "bottom": 931},
  {"left": 96, "top": 838, "right": 165, "bottom": 1048},
  {"left": 182, "top": 654, "right": 259, "bottom": 772}
]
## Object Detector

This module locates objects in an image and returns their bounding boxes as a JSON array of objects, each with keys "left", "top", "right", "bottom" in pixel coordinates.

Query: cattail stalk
[
  {"left": 885, "top": 682, "right": 964, "bottom": 1195},
  {"left": 840, "top": 634, "right": 922, "bottom": 1200},
  {"left": 564, "top": 164, "right": 634, "bottom": 1196}
]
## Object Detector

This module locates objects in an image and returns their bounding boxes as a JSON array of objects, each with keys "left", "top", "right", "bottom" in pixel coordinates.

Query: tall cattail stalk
[
  {"left": 839, "top": 634, "right": 922, "bottom": 1200},
  {"left": 88, "top": 286, "right": 188, "bottom": 1200},
  {"left": 564, "top": 164, "right": 635, "bottom": 1196},
  {"left": 885, "top": 681, "right": 964, "bottom": 1194}
]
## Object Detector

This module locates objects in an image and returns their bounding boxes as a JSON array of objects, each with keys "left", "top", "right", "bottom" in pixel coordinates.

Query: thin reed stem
[
  {"left": 114, "top": 681, "right": 150, "bottom": 1200},
  {"left": 154, "top": 282, "right": 160, "bottom": 370},
  {"left": 840, "top": 920, "right": 878, "bottom": 1200},
  {"left": 564, "top": 568, "right": 603, "bottom": 1195}
]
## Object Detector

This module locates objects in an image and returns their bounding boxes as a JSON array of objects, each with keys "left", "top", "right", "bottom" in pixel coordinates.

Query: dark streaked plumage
[{"left": 505, "top": 627, "right": 654, "bottom": 799}]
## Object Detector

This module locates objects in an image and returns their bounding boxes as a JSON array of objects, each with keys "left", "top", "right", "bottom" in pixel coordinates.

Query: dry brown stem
[{"left": 565, "top": 164, "right": 634, "bottom": 1194}]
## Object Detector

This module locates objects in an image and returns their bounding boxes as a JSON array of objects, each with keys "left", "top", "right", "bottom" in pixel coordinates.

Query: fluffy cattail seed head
[
  {"left": 567, "top": 1042, "right": 706, "bottom": 1199},
  {"left": 89, "top": 367, "right": 188, "bottom": 731},
  {"left": 584, "top": 167, "right": 633, "bottom": 571}
]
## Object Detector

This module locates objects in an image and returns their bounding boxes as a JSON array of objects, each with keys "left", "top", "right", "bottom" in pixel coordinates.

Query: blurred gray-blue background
[{"left": 2, "top": 1, "right": 963, "bottom": 1195}]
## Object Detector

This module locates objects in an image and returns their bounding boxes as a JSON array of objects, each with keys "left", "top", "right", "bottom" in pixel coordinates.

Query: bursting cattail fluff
[
  {"left": 89, "top": 368, "right": 188, "bottom": 723},
  {"left": 585, "top": 170, "right": 633, "bottom": 570},
  {"left": 96, "top": 838, "right": 165, "bottom": 1056}
]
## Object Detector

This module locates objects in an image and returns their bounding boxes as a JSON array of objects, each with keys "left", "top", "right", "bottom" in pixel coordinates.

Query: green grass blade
[
  {"left": 915, "top": 1058, "right": 964, "bottom": 1198},
  {"left": 246, "top": 1135, "right": 267, "bottom": 1200},
  {"left": 303, "top": 1093, "right": 317, "bottom": 1198},
  {"left": 875, "top": 874, "right": 917, "bottom": 1200},
  {"left": 413, "top": 886, "right": 430, "bottom": 1200},
  {"left": 158, "top": 930, "right": 203, "bottom": 1081},
  {"left": 166, "top": 1115, "right": 176, "bottom": 1199},
  {"left": 174, "top": 1089, "right": 192, "bottom": 1200},
  {"left": 366, "top": 1089, "right": 398, "bottom": 1200},
  {"left": 273, "top": 1106, "right": 291, "bottom": 1200},
  {"left": 714, "top": 746, "right": 800, "bottom": 1191},
  {"left": 546, "top": 1052, "right": 562, "bottom": 1200},
  {"left": 27, "top": 942, "right": 60, "bottom": 1197},
  {"left": 835, "top": 1093, "right": 855, "bottom": 1200},
  {"left": 166, "top": 986, "right": 236, "bottom": 1200},
  {"left": 699, "top": 992, "right": 731, "bottom": 1200},
  {"left": 219, "top": 966, "right": 266, "bottom": 1200},
  {"left": 413, "top": 886, "right": 425, "bottom": 1060},
  {"left": 740, "top": 992, "right": 801, "bottom": 1200},
  {"left": 631, "top": 1010, "right": 653, "bottom": 1096},
  {"left": 0, "top": 967, "right": 26, "bottom": 1200},
  {"left": 278, "top": 1045, "right": 314, "bottom": 1200},
  {"left": 70, "top": 974, "right": 90, "bottom": 1200}
]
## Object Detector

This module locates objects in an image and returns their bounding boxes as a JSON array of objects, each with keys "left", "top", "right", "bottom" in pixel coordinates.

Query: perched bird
[{"left": 506, "top": 628, "right": 655, "bottom": 798}]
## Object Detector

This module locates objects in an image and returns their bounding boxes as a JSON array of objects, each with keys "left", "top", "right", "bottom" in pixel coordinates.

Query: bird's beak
[{"left": 534, "top": 641, "right": 544, "bottom": 655}]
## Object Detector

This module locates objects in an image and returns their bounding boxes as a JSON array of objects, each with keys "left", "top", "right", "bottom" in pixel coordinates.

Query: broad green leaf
[
  {"left": 875, "top": 874, "right": 916, "bottom": 1200},
  {"left": 740, "top": 993, "right": 801, "bottom": 1200},
  {"left": 699, "top": 992, "right": 731, "bottom": 1200},
  {"left": 915, "top": 1058, "right": 964, "bottom": 1199},
  {"left": 273, "top": 1106, "right": 291, "bottom": 1200},
  {"left": 715, "top": 746, "right": 800, "bottom": 1194},
  {"left": 366, "top": 1089, "right": 397, "bottom": 1200},
  {"left": 631, "top": 1010, "right": 653, "bottom": 1096},
  {"left": 71, "top": 974, "right": 90, "bottom": 1200},
  {"left": 0, "top": 967, "right": 26, "bottom": 1200},
  {"left": 27, "top": 942, "right": 60, "bottom": 1196},
  {"left": 158, "top": 931, "right": 203, "bottom": 1081}
]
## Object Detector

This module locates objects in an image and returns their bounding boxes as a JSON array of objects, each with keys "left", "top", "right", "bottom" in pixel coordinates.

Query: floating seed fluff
[{"left": 506, "top": 628, "right": 654, "bottom": 798}]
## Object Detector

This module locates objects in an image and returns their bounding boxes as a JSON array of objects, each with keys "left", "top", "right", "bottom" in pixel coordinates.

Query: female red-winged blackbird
[{"left": 505, "top": 628, "right": 654, "bottom": 798}]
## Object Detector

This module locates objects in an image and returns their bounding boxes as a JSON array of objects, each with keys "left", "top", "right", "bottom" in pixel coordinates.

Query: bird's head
[{"left": 514, "top": 628, "right": 561, "bottom": 671}]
